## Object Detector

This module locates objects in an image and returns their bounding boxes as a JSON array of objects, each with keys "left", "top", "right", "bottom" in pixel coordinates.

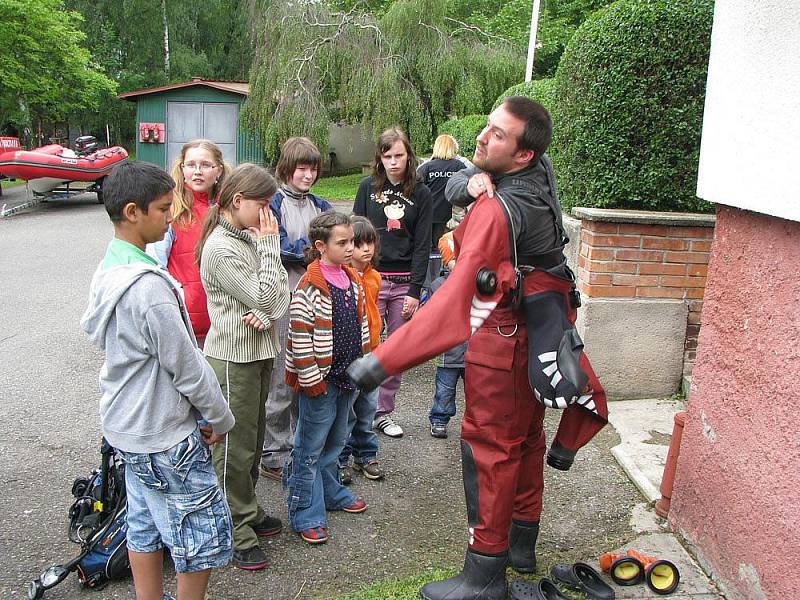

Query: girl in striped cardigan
[{"left": 284, "top": 211, "right": 371, "bottom": 545}]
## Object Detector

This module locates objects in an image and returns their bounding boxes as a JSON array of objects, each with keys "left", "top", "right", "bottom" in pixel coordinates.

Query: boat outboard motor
[{"left": 74, "top": 136, "right": 99, "bottom": 156}]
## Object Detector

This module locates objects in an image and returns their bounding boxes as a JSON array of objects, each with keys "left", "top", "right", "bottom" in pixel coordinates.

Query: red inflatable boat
[{"left": 0, "top": 142, "right": 128, "bottom": 194}]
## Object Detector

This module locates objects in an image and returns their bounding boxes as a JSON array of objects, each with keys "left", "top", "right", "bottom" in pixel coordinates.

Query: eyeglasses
[{"left": 182, "top": 161, "right": 217, "bottom": 171}]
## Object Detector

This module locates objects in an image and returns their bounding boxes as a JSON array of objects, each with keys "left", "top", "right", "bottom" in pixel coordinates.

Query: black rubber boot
[
  {"left": 419, "top": 549, "right": 508, "bottom": 600},
  {"left": 508, "top": 520, "right": 539, "bottom": 573}
]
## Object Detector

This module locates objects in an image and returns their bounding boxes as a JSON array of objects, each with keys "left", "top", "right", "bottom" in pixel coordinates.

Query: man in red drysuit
[{"left": 348, "top": 97, "right": 609, "bottom": 600}]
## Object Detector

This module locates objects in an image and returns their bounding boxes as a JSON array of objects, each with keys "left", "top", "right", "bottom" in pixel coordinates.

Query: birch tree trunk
[{"left": 161, "top": 0, "right": 170, "bottom": 78}]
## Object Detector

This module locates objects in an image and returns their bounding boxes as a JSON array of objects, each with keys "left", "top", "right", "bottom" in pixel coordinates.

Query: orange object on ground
[
  {"left": 599, "top": 551, "right": 644, "bottom": 586},
  {"left": 599, "top": 549, "right": 680, "bottom": 595}
]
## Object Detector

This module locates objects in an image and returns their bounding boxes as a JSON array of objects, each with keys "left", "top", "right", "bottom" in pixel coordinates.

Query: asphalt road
[{"left": 0, "top": 198, "right": 643, "bottom": 600}]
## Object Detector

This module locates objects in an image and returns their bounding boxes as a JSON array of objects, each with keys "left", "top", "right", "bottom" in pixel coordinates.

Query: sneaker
[
  {"left": 299, "top": 526, "right": 328, "bottom": 545},
  {"left": 232, "top": 546, "right": 268, "bottom": 570},
  {"left": 340, "top": 465, "right": 353, "bottom": 485},
  {"left": 373, "top": 415, "right": 403, "bottom": 438},
  {"left": 259, "top": 464, "right": 282, "bottom": 481},
  {"left": 430, "top": 422, "right": 448, "bottom": 439},
  {"left": 342, "top": 497, "right": 368, "bottom": 513},
  {"left": 353, "top": 460, "right": 385, "bottom": 480},
  {"left": 253, "top": 514, "right": 282, "bottom": 537}
]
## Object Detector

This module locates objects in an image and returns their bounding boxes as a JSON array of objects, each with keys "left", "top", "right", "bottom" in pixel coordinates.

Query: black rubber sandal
[
  {"left": 510, "top": 578, "right": 570, "bottom": 600},
  {"left": 550, "top": 562, "right": 615, "bottom": 599}
]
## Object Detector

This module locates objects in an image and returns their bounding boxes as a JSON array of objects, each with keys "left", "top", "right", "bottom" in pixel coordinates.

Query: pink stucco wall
[{"left": 670, "top": 205, "right": 800, "bottom": 599}]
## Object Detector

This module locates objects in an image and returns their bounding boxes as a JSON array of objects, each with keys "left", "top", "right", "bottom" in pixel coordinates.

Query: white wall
[
  {"left": 696, "top": 2, "right": 800, "bottom": 223},
  {"left": 327, "top": 123, "right": 374, "bottom": 172}
]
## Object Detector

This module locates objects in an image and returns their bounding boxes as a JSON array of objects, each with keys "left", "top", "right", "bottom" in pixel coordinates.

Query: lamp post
[{"left": 525, "top": 0, "right": 542, "bottom": 82}]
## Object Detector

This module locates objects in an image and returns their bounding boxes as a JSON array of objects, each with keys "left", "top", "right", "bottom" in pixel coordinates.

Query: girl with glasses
[{"left": 151, "top": 140, "right": 227, "bottom": 347}]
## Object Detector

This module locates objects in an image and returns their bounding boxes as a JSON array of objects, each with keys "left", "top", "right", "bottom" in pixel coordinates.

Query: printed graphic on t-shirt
[
  {"left": 372, "top": 190, "right": 414, "bottom": 206},
  {"left": 384, "top": 201, "right": 406, "bottom": 231}
]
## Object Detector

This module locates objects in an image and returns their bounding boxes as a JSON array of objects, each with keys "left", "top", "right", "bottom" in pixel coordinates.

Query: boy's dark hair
[
  {"left": 304, "top": 210, "right": 352, "bottom": 263},
  {"left": 350, "top": 215, "right": 380, "bottom": 267},
  {"left": 103, "top": 161, "right": 175, "bottom": 223},
  {"left": 502, "top": 96, "right": 553, "bottom": 164},
  {"left": 276, "top": 137, "right": 322, "bottom": 185}
]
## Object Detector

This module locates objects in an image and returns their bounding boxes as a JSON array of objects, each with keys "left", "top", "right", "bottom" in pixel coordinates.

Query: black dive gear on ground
[
  {"left": 27, "top": 439, "right": 129, "bottom": 599},
  {"left": 550, "top": 562, "right": 616, "bottom": 599},
  {"left": 508, "top": 520, "right": 540, "bottom": 573},
  {"left": 510, "top": 578, "right": 570, "bottom": 600},
  {"left": 420, "top": 549, "right": 509, "bottom": 600}
]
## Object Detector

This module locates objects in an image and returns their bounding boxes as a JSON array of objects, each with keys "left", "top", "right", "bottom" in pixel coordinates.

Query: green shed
[{"left": 119, "top": 78, "right": 263, "bottom": 170}]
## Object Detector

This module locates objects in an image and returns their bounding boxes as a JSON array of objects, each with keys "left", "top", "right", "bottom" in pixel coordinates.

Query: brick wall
[{"left": 575, "top": 218, "right": 715, "bottom": 375}]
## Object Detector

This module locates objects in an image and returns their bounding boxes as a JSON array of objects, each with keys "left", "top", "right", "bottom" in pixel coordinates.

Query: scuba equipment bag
[{"left": 27, "top": 439, "right": 129, "bottom": 599}]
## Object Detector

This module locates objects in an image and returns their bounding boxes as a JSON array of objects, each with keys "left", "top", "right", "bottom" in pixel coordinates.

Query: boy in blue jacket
[
  {"left": 81, "top": 161, "right": 235, "bottom": 600},
  {"left": 260, "top": 137, "right": 332, "bottom": 480},
  {"left": 428, "top": 231, "right": 467, "bottom": 438}
]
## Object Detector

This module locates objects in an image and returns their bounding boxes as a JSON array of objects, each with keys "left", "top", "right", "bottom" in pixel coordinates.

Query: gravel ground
[
  {"left": 5, "top": 363, "right": 643, "bottom": 600},
  {"left": 0, "top": 200, "right": 644, "bottom": 599}
]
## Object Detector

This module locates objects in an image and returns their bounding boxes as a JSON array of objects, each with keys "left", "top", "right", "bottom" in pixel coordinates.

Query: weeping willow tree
[{"left": 243, "top": 0, "right": 523, "bottom": 162}]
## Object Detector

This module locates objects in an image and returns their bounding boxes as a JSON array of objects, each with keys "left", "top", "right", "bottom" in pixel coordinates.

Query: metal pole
[{"left": 525, "top": 0, "right": 542, "bottom": 82}]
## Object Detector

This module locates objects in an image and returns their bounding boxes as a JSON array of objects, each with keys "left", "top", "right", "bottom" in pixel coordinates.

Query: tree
[
  {"left": 244, "top": 0, "right": 523, "bottom": 161},
  {"left": 450, "top": 0, "right": 615, "bottom": 78},
  {"left": 63, "top": 0, "right": 253, "bottom": 147},
  {"left": 0, "top": 0, "right": 116, "bottom": 139}
]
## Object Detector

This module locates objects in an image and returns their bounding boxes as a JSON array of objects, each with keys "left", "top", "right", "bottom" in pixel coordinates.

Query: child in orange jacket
[{"left": 339, "top": 216, "right": 386, "bottom": 483}]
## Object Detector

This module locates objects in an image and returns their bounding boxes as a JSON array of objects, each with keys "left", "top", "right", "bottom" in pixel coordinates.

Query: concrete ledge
[
  {"left": 572, "top": 207, "right": 715, "bottom": 227},
  {"left": 562, "top": 213, "right": 581, "bottom": 272},
  {"left": 577, "top": 298, "right": 687, "bottom": 398},
  {"left": 608, "top": 398, "right": 684, "bottom": 502}
]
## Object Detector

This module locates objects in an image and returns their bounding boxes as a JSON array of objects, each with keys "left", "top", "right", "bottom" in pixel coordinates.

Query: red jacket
[{"left": 168, "top": 190, "right": 211, "bottom": 339}]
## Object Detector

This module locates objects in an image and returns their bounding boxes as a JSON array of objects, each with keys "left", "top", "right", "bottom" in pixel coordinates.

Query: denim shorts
[{"left": 117, "top": 427, "right": 233, "bottom": 573}]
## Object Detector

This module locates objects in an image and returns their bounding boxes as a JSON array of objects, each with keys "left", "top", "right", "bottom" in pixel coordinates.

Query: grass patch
[
  {"left": 335, "top": 569, "right": 582, "bottom": 600},
  {"left": 1, "top": 178, "right": 25, "bottom": 189},
  {"left": 311, "top": 173, "right": 364, "bottom": 201},
  {"left": 338, "top": 569, "right": 454, "bottom": 599}
]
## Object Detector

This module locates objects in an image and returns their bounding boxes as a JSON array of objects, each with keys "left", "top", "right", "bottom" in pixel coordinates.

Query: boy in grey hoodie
[{"left": 81, "top": 161, "right": 235, "bottom": 600}]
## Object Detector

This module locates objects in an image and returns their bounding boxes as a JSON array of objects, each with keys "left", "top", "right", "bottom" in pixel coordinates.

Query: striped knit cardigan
[{"left": 285, "top": 259, "right": 371, "bottom": 397}]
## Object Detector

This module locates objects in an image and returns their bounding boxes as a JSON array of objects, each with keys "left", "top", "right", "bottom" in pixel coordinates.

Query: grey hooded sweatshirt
[{"left": 81, "top": 259, "right": 235, "bottom": 454}]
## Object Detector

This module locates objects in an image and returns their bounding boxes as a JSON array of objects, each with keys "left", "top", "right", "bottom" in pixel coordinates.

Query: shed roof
[{"left": 119, "top": 78, "right": 250, "bottom": 100}]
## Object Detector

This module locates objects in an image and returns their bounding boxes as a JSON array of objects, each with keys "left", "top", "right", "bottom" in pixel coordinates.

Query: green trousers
[{"left": 208, "top": 357, "right": 273, "bottom": 551}]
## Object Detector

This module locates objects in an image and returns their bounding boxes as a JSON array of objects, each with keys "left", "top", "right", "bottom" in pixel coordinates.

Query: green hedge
[
  {"left": 553, "top": 0, "right": 714, "bottom": 212},
  {"left": 438, "top": 114, "right": 487, "bottom": 159},
  {"left": 493, "top": 78, "right": 557, "bottom": 114}
]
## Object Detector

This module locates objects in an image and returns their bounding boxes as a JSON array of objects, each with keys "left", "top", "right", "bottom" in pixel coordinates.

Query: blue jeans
[
  {"left": 285, "top": 382, "right": 358, "bottom": 531},
  {"left": 339, "top": 387, "right": 380, "bottom": 466},
  {"left": 117, "top": 427, "right": 233, "bottom": 573},
  {"left": 429, "top": 366, "right": 465, "bottom": 425}
]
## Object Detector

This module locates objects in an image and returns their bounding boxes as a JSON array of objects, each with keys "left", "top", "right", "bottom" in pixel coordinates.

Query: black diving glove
[{"left": 346, "top": 354, "right": 387, "bottom": 392}]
